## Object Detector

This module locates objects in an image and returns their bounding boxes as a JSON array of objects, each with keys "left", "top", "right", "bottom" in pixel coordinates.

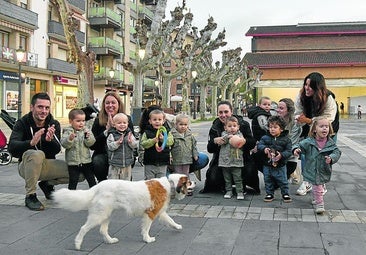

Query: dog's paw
[
  {"left": 105, "top": 237, "right": 119, "bottom": 244},
  {"left": 144, "top": 236, "right": 156, "bottom": 243},
  {"left": 75, "top": 242, "right": 81, "bottom": 250},
  {"left": 174, "top": 224, "right": 182, "bottom": 230}
]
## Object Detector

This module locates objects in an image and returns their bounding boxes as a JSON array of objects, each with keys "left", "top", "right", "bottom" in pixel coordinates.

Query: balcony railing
[
  {"left": 88, "top": 7, "right": 121, "bottom": 29},
  {"left": 88, "top": 37, "right": 123, "bottom": 56},
  {"left": 68, "top": 0, "right": 86, "bottom": 12},
  {"left": 138, "top": 5, "right": 154, "bottom": 22},
  {"left": 47, "top": 58, "right": 77, "bottom": 74},
  {"left": 48, "top": 20, "right": 85, "bottom": 44},
  {"left": 94, "top": 66, "right": 124, "bottom": 82},
  {"left": 0, "top": 46, "right": 38, "bottom": 67},
  {"left": 0, "top": 0, "right": 38, "bottom": 29}
]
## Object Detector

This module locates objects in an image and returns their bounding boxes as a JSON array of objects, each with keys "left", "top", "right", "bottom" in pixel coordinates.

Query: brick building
[{"left": 244, "top": 21, "right": 366, "bottom": 114}]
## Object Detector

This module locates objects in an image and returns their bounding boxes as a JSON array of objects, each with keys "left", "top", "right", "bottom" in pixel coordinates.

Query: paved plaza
[{"left": 0, "top": 116, "right": 365, "bottom": 254}]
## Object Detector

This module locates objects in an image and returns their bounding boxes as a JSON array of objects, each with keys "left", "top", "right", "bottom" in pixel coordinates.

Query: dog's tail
[{"left": 53, "top": 188, "right": 95, "bottom": 212}]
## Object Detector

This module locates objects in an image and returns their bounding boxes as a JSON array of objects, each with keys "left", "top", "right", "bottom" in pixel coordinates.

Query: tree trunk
[{"left": 52, "top": 0, "right": 95, "bottom": 107}]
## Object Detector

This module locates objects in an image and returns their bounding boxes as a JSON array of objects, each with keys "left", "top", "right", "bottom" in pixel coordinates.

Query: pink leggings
[{"left": 312, "top": 184, "right": 324, "bottom": 205}]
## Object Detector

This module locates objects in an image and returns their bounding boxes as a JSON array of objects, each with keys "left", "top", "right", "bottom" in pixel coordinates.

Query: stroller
[{"left": 0, "top": 110, "right": 13, "bottom": 165}]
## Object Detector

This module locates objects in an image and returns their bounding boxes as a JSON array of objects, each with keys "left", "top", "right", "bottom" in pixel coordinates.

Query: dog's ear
[{"left": 175, "top": 176, "right": 189, "bottom": 194}]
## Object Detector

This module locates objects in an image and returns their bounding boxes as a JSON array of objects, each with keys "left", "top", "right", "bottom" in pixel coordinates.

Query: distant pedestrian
[
  {"left": 357, "top": 105, "right": 362, "bottom": 119},
  {"left": 340, "top": 102, "right": 344, "bottom": 115},
  {"left": 294, "top": 116, "right": 341, "bottom": 214},
  {"left": 61, "top": 109, "right": 97, "bottom": 190}
]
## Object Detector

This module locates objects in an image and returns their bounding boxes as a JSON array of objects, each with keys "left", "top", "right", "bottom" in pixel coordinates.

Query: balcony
[
  {"left": 0, "top": 0, "right": 38, "bottom": 30},
  {"left": 88, "top": 37, "right": 123, "bottom": 57},
  {"left": 138, "top": 6, "right": 154, "bottom": 25},
  {"left": 0, "top": 46, "right": 38, "bottom": 67},
  {"left": 47, "top": 58, "right": 77, "bottom": 74},
  {"left": 88, "top": 7, "right": 121, "bottom": 30},
  {"left": 94, "top": 66, "right": 123, "bottom": 82},
  {"left": 48, "top": 20, "right": 85, "bottom": 45},
  {"left": 68, "top": 0, "right": 86, "bottom": 13}
]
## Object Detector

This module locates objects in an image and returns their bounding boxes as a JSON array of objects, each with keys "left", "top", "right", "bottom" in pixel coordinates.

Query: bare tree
[{"left": 51, "top": 0, "right": 95, "bottom": 107}]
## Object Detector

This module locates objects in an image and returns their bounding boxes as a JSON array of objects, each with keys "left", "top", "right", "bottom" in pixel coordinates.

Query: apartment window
[
  {"left": 73, "top": 18, "right": 81, "bottom": 31},
  {"left": 163, "top": 61, "right": 171, "bottom": 67},
  {"left": 20, "top": 35, "right": 27, "bottom": 51},
  {"left": 0, "top": 31, "right": 9, "bottom": 47},
  {"left": 130, "top": 18, "right": 136, "bottom": 27},
  {"left": 176, "top": 76, "right": 182, "bottom": 80},
  {"left": 176, "top": 84, "right": 182, "bottom": 95},
  {"left": 20, "top": 0, "right": 28, "bottom": 9}
]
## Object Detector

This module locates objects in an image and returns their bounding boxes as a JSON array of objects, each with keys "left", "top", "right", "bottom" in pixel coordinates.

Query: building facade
[
  {"left": 245, "top": 22, "right": 366, "bottom": 114},
  {"left": 0, "top": 0, "right": 159, "bottom": 121}
]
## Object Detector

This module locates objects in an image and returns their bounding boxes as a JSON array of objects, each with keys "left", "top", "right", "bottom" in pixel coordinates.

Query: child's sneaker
[
  {"left": 282, "top": 194, "right": 292, "bottom": 203},
  {"left": 264, "top": 194, "right": 274, "bottom": 202},
  {"left": 237, "top": 192, "right": 245, "bottom": 200},
  {"left": 224, "top": 191, "right": 232, "bottom": 199},
  {"left": 315, "top": 204, "right": 325, "bottom": 214},
  {"left": 296, "top": 181, "right": 312, "bottom": 196}
]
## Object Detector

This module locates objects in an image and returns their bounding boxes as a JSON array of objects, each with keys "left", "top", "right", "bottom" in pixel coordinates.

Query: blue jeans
[{"left": 263, "top": 165, "right": 289, "bottom": 195}]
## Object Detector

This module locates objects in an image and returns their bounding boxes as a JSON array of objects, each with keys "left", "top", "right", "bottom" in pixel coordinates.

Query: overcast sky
[{"left": 166, "top": 0, "right": 366, "bottom": 61}]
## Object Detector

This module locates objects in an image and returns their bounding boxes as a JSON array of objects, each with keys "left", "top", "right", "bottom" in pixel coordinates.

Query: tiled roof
[
  {"left": 244, "top": 51, "right": 366, "bottom": 68},
  {"left": 246, "top": 22, "right": 366, "bottom": 36}
]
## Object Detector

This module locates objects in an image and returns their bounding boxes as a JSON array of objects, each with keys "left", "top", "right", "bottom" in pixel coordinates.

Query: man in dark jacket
[
  {"left": 8, "top": 93, "right": 70, "bottom": 211},
  {"left": 201, "top": 101, "right": 257, "bottom": 194}
]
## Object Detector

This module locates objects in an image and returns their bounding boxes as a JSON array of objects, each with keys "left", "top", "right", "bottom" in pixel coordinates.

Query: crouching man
[{"left": 9, "top": 93, "right": 74, "bottom": 211}]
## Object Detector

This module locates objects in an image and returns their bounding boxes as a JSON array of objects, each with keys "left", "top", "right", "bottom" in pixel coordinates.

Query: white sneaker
[
  {"left": 237, "top": 192, "right": 245, "bottom": 200},
  {"left": 315, "top": 204, "right": 325, "bottom": 214},
  {"left": 296, "top": 181, "right": 312, "bottom": 196},
  {"left": 224, "top": 191, "right": 232, "bottom": 199}
]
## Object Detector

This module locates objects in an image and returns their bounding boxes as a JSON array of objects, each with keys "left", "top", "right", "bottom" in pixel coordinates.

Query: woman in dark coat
[{"left": 201, "top": 101, "right": 257, "bottom": 194}]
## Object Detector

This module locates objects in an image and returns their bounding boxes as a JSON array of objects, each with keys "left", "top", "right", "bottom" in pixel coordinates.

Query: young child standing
[
  {"left": 107, "top": 113, "right": 138, "bottom": 180},
  {"left": 170, "top": 114, "right": 199, "bottom": 195},
  {"left": 257, "top": 115, "right": 293, "bottom": 203},
  {"left": 294, "top": 116, "right": 341, "bottom": 214},
  {"left": 218, "top": 116, "right": 246, "bottom": 200},
  {"left": 61, "top": 109, "right": 96, "bottom": 190},
  {"left": 140, "top": 109, "right": 174, "bottom": 179}
]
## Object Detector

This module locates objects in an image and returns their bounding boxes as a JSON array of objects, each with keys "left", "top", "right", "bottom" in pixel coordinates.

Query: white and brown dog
[{"left": 53, "top": 174, "right": 192, "bottom": 250}]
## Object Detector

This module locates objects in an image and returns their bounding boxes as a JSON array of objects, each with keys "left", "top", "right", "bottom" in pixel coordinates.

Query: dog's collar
[{"left": 169, "top": 180, "right": 175, "bottom": 199}]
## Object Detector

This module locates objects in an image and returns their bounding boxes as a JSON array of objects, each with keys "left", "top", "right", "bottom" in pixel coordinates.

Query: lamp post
[
  {"left": 191, "top": 70, "right": 198, "bottom": 119},
  {"left": 109, "top": 67, "right": 115, "bottom": 90},
  {"left": 16, "top": 46, "right": 25, "bottom": 120},
  {"left": 154, "top": 80, "right": 159, "bottom": 104}
]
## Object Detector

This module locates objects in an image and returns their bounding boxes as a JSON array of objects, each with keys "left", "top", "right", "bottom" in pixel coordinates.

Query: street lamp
[
  {"left": 154, "top": 80, "right": 160, "bottom": 103},
  {"left": 109, "top": 67, "right": 115, "bottom": 90},
  {"left": 16, "top": 46, "right": 25, "bottom": 120},
  {"left": 138, "top": 48, "right": 146, "bottom": 60},
  {"left": 191, "top": 70, "right": 198, "bottom": 119}
]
